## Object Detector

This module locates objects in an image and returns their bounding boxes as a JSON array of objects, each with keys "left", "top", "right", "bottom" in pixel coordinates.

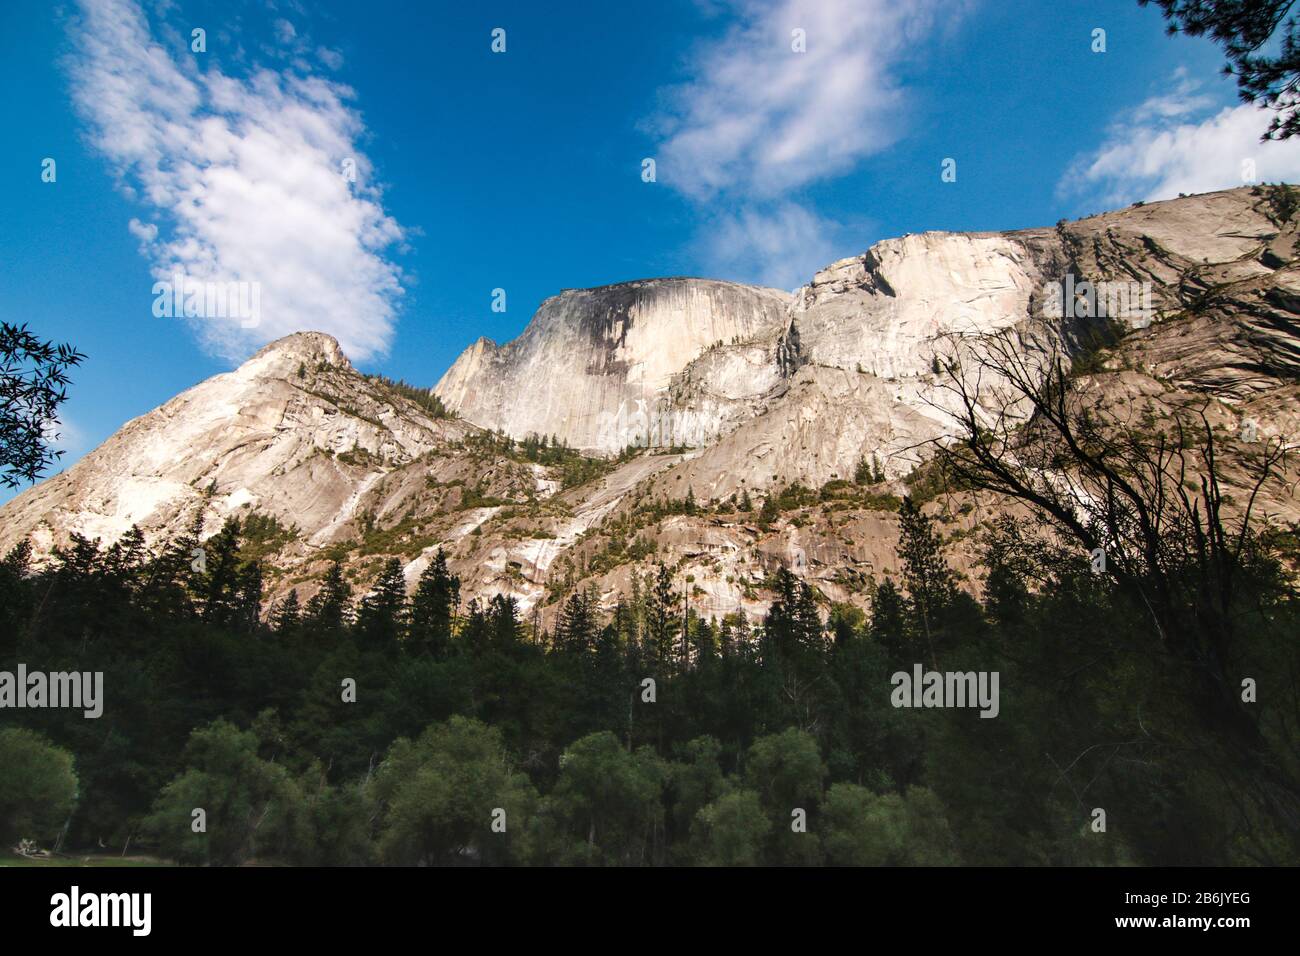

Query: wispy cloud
[
  {"left": 648, "top": 0, "right": 956, "bottom": 287},
  {"left": 1061, "top": 70, "right": 1300, "bottom": 206},
  {"left": 653, "top": 0, "right": 952, "bottom": 199},
  {"left": 698, "top": 202, "right": 842, "bottom": 290},
  {"left": 68, "top": 0, "right": 404, "bottom": 361}
]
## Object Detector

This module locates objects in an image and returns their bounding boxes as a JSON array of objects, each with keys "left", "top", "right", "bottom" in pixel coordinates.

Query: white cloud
[
  {"left": 127, "top": 217, "right": 158, "bottom": 245},
  {"left": 1128, "top": 68, "right": 1215, "bottom": 123},
  {"left": 69, "top": 0, "right": 404, "bottom": 361},
  {"left": 1062, "top": 73, "right": 1300, "bottom": 206},
  {"left": 651, "top": 0, "right": 955, "bottom": 200},
  {"left": 700, "top": 202, "right": 842, "bottom": 290}
]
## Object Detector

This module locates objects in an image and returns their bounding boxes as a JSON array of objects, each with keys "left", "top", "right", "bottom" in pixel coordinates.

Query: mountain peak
[
  {"left": 434, "top": 277, "right": 794, "bottom": 449},
  {"left": 241, "top": 331, "right": 352, "bottom": 380}
]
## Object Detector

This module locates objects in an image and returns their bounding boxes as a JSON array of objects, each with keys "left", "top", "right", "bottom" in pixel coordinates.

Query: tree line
[{"left": 2, "top": 472, "right": 1296, "bottom": 864}]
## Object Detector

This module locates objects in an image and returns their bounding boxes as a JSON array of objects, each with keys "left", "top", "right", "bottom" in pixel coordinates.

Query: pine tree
[
  {"left": 270, "top": 589, "right": 301, "bottom": 634},
  {"left": 982, "top": 557, "right": 1028, "bottom": 629},
  {"left": 198, "top": 518, "right": 244, "bottom": 628},
  {"left": 556, "top": 589, "right": 597, "bottom": 654},
  {"left": 692, "top": 614, "right": 719, "bottom": 665},
  {"left": 854, "top": 455, "right": 872, "bottom": 485},
  {"left": 732, "top": 609, "right": 751, "bottom": 654},
  {"left": 644, "top": 563, "right": 680, "bottom": 674},
  {"left": 104, "top": 525, "right": 147, "bottom": 590},
  {"left": 234, "top": 561, "right": 264, "bottom": 635},
  {"left": 764, "top": 567, "right": 798, "bottom": 659},
  {"left": 765, "top": 567, "right": 823, "bottom": 659},
  {"left": 610, "top": 598, "right": 636, "bottom": 659},
  {"left": 793, "top": 578, "right": 823, "bottom": 651},
  {"left": 0, "top": 541, "right": 33, "bottom": 651},
  {"left": 589, "top": 619, "right": 626, "bottom": 731},
  {"left": 46, "top": 534, "right": 113, "bottom": 637},
  {"left": 896, "top": 496, "right": 956, "bottom": 668},
  {"left": 408, "top": 548, "right": 459, "bottom": 657},
  {"left": 854, "top": 454, "right": 888, "bottom": 484},
  {"left": 357, "top": 557, "right": 407, "bottom": 646},
  {"left": 459, "top": 598, "right": 489, "bottom": 652},
  {"left": 629, "top": 571, "right": 645, "bottom": 645},
  {"left": 870, "top": 577, "right": 909, "bottom": 665},
  {"left": 304, "top": 560, "right": 353, "bottom": 632},
  {"left": 718, "top": 614, "right": 735, "bottom": 658},
  {"left": 487, "top": 594, "right": 522, "bottom": 649},
  {"left": 137, "top": 511, "right": 202, "bottom": 618}
]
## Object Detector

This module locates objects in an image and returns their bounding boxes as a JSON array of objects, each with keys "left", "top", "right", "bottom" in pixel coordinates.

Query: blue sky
[{"left": 1, "top": 0, "right": 1296, "bottom": 503}]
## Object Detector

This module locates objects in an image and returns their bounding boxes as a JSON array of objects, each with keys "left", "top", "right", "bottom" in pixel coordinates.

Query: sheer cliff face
[
  {"left": 434, "top": 228, "right": 1076, "bottom": 476},
  {"left": 434, "top": 278, "right": 793, "bottom": 452},
  {"left": 793, "top": 229, "right": 1063, "bottom": 378}
]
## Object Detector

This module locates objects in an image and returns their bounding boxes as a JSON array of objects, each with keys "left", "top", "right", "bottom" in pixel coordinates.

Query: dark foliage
[
  {"left": 3, "top": 486, "right": 1296, "bottom": 863},
  {"left": 0, "top": 323, "right": 84, "bottom": 488},
  {"left": 1141, "top": 0, "right": 1300, "bottom": 140}
]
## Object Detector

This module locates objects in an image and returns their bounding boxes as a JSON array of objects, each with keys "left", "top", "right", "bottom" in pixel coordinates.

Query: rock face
[
  {"left": 434, "top": 278, "right": 793, "bottom": 452},
  {"left": 1061, "top": 190, "right": 1300, "bottom": 396},
  {"left": 793, "top": 229, "right": 1062, "bottom": 375},
  {"left": 437, "top": 187, "right": 1299, "bottom": 498},
  {"left": 435, "top": 228, "right": 1081, "bottom": 484},
  {"left": 2, "top": 186, "right": 1297, "bottom": 624},
  {"left": 0, "top": 332, "right": 471, "bottom": 557}
]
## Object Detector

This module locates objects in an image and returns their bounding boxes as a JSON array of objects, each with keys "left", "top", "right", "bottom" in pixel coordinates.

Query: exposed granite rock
[
  {"left": 0, "top": 331, "right": 471, "bottom": 557},
  {"left": 434, "top": 278, "right": 792, "bottom": 452}
]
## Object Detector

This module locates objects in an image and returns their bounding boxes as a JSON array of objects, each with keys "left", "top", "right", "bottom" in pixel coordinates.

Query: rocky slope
[
  {"left": 1, "top": 334, "right": 458, "bottom": 549},
  {"left": 2, "top": 186, "right": 1297, "bottom": 625}
]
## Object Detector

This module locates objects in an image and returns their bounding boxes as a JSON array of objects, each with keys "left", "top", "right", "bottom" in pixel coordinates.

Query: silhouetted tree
[
  {"left": 1141, "top": 0, "right": 1300, "bottom": 140},
  {"left": 304, "top": 561, "right": 353, "bottom": 632},
  {"left": 896, "top": 497, "right": 955, "bottom": 667},
  {"left": 357, "top": 557, "right": 407, "bottom": 646},
  {"left": 408, "top": 549, "right": 459, "bottom": 657},
  {"left": 0, "top": 322, "right": 83, "bottom": 488}
]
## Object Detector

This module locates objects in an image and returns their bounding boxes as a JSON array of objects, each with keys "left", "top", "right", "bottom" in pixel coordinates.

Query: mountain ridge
[{"left": 3, "top": 185, "right": 1298, "bottom": 624}]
